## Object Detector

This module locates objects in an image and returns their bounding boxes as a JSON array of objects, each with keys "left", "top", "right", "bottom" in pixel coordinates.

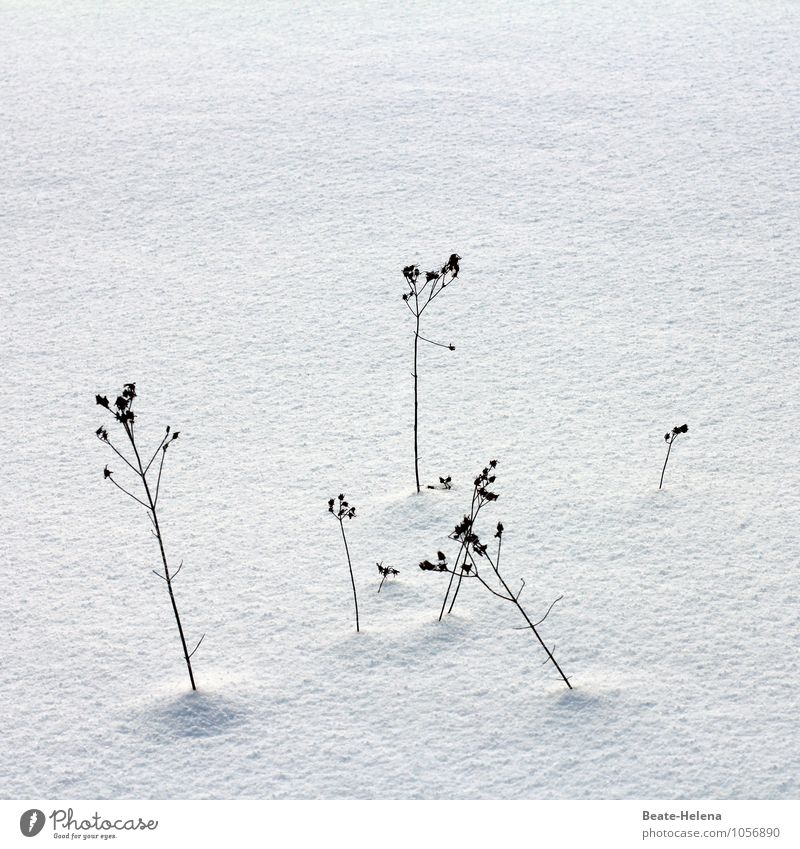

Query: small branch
[
  {"left": 144, "top": 432, "right": 171, "bottom": 475},
  {"left": 416, "top": 333, "right": 454, "bottom": 351},
  {"left": 104, "top": 440, "right": 140, "bottom": 475},
  {"left": 108, "top": 476, "right": 150, "bottom": 509},
  {"left": 416, "top": 278, "right": 432, "bottom": 300},
  {"left": 188, "top": 634, "right": 205, "bottom": 658},
  {"left": 152, "top": 570, "right": 167, "bottom": 581},
  {"left": 533, "top": 595, "right": 563, "bottom": 627},
  {"left": 171, "top": 560, "right": 183, "bottom": 580},
  {"left": 419, "top": 271, "right": 453, "bottom": 313},
  {"left": 465, "top": 551, "right": 515, "bottom": 602},
  {"left": 154, "top": 448, "right": 167, "bottom": 505},
  {"left": 515, "top": 577, "right": 525, "bottom": 600}
]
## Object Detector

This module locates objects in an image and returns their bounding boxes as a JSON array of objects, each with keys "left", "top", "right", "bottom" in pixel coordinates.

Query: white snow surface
[{"left": 1, "top": 0, "right": 799, "bottom": 799}]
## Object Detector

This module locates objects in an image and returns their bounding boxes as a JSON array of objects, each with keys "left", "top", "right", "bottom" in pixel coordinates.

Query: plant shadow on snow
[
  {"left": 544, "top": 674, "right": 639, "bottom": 719},
  {"left": 551, "top": 688, "right": 604, "bottom": 712},
  {"left": 321, "top": 612, "right": 476, "bottom": 672},
  {"left": 137, "top": 691, "right": 250, "bottom": 740},
  {"left": 371, "top": 485, "right": 460, "bottom": 523}
]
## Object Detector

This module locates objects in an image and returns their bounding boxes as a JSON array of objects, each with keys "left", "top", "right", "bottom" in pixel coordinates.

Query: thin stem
[
  {"left": 445, "top": 562, "right": 465, "bottom": 614},
  {"left": 144, "top": 432, "right": 171, "bottom": 475},
  {"left": 439, "top": 492, "right": 476, "bottom": 620},
  {"left": 122, "top": 419, "right": 197, "bottom": 691},
  {"left": 659, "top": 435, "right": 674, "bottom": 490},
  {"left": 445, "top": 490, "right": 482, "bottom": 617},
  {"left": 104, "top": 439, "right": 140, "bottom": 475},
  {"left": 188, "top": 634, "right": 205, "bottom": 658},
  {"left": 339, "top": 519, "right": 360, "bottom": 632},
  {"left": 108, "top": 476, "right": 150, "bottom": 509},
  {"left": 378, "top": 573, "right": 387, "bottom": 594},
  {"left": 408, "top": 266, "right": 457, "bottom": 494},
  {"left": 428, "top": 559, "right": 513, "bottom": 602},
  {"left": 413, "top": 307, "right": 420, "bottom": 494},
  {"left": 532, "top": 595, "right": 563, "bottom": 627},
  {"left": 419, "top": 271, "right": 451, "bottom": 314},
  {"left": 438, "top": 554, "right": 459, "bottom": 621},
  {"left": 416, "top": 333, "right": 453, "bottom": 350},
  {"left": 154, "top": 448, "right": 167, "bottom": 506},
  {"left": 444, "top": 546, "right": 466, "bottom": 617},
  {"left": 462, "top": 549, "right": 514, "bottom": 601}
]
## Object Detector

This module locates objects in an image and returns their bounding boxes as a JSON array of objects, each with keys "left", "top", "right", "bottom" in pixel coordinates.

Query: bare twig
[
  {"left": 416, "top": 333, "right": 455, "bottom": 351},
  {"left": 108, "top": 476, "right": 150, "bottom": 509},
  {"left": 533, "top": 595, "right": 563, "bottom": 627},
  {"left": 104, "top": 439, "right": 140, "bottom": 475},
  {"left": 188, "top": 634, "right": 205, "bottom": 658},
  {"left": 144, "top": 431, "right": 171, "bottom": 475},
  {"left": 154, "top": 448, "right": 167, "bottom": 505}
]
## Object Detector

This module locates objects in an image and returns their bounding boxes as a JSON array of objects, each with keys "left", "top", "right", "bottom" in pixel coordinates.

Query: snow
[{"left": 1, "top": 0, "right": 798, "bottom": 799}]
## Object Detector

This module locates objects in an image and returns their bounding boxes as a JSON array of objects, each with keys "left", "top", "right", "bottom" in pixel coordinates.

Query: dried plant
[
  {"left": 438, "top": 461, "right": 497, "bottom": 620},
  {"left": 94, "top": 383, "right": 203, "bottom": 691},
  {"left": 419, "top": 460, "right": 573, "bottom": 689},
  {"left": 660, "top": 423, "right": 689, "bottom": 489},
  {"left": 401, "top": 254, "right": 461, "bottom": 493},
  {"left": 328, "top": 494, "right": 359, "bottom": 631},
  {"left": 426, "top": 475, "right": 452, "bottom": 491},
  {"left": 376, "top": 562, "right": 399, "bottom": 593}
]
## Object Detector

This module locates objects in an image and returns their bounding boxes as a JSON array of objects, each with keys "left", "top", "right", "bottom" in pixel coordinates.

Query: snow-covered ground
[{"left": 1, "top": 0, "right": 798, "bottom": 799}]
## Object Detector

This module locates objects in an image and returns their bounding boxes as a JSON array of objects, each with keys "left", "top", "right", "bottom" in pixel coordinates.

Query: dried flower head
[{"left": 328, "top": 494, "right": 356, "bottom": 521}]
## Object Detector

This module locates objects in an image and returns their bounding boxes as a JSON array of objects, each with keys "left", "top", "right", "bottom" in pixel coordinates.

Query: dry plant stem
[
  {"left": 660, "top": 435, "right": 674, "bottom": 490},
  {"left": 487, "top": 553, "right": 571, "bottom": 689},
  {"left": 338, "top": 518, "right": 360, "bottom": 632},
  {"left": 423, "top": 459, "right": 572, "bottom": 688},
  {"left": 120, "top": 417, "right": 198, "bottom": 691},
  {"left": 444, "top": 485, "right": 482, "bottom": 617},
  {"left": 439, "top": 484, "right": 478, "bottom": 619},
  {"left": 414, "top": 307, "right": 421, "bottom": 493},
  {"left": 466, "top": 547, "right": 572, "bottom": 689},
  {"left": 434, "top": 550, "right": 572, "bottom": 688},
  {"left": 405, "top": 261, "right": 458, "bottom": 493}
]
